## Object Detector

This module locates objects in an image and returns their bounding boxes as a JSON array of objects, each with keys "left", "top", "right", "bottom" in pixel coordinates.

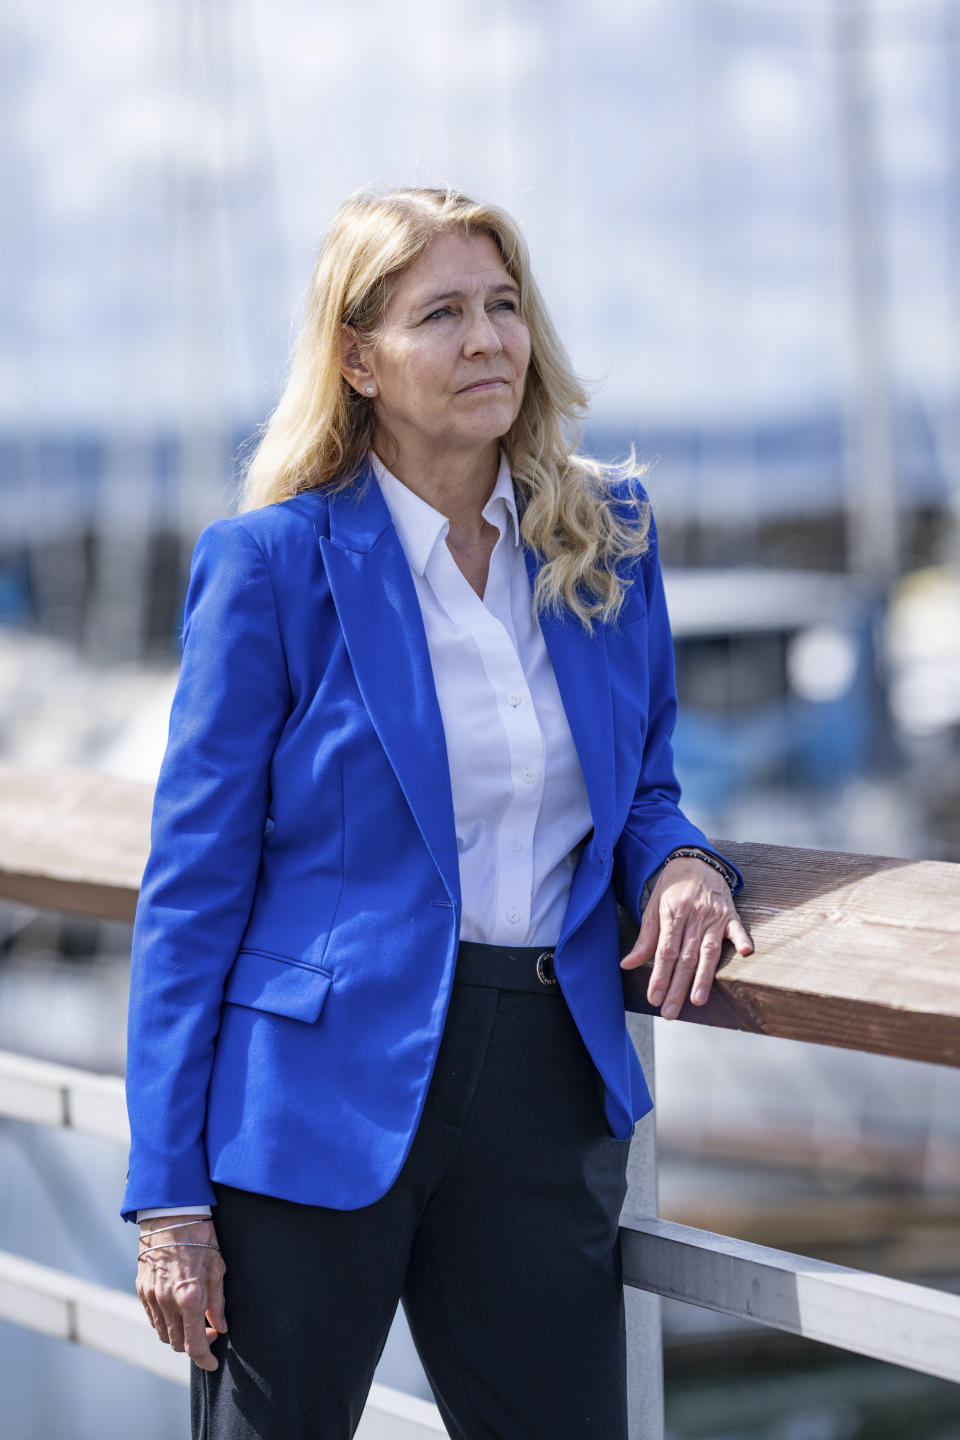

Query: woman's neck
[{"left": 372, "top": 435, "right": 501, "bottom": 540}]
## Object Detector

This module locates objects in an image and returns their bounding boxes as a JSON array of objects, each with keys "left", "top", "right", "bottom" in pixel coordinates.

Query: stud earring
[{"left": 365, "top": 386, "right": 375, "bottom": 396}]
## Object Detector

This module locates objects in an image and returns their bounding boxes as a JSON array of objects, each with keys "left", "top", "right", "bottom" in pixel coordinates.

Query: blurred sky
[{"left": 3, "top": 0, "right": 959, "bottom": 433}]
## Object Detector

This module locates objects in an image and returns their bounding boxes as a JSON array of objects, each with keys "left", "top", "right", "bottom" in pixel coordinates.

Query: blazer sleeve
[
  {"left": 612, "top": 504, "right": 743, "bottom": 923},
  {"left": 122, "top": 518, "right": 291, "bottom": 1220}
]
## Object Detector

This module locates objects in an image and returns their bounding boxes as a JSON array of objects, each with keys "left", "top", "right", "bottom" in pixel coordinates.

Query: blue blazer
[{"left": 121, "top": 462, "right": 739, "bottom": 1220}]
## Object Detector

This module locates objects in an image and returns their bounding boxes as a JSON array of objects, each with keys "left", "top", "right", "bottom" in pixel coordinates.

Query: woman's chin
[{"left": 448, "top": 404, "right": 521, "bottom": 447}]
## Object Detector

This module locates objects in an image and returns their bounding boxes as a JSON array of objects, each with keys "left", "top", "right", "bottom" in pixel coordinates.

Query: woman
[{"left": 125, "top": 185, "right": 752, "bottom": 1440}]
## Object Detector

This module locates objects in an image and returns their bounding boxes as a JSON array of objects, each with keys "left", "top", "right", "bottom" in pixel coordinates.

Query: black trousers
[{"left": 191, "top": 942, "right": 632, "bottom": 1440}]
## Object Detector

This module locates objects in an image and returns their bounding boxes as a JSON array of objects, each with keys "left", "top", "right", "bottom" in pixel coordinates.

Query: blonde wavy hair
[{"left": 239, "top": 185, "right": 651, "bottom": 626}]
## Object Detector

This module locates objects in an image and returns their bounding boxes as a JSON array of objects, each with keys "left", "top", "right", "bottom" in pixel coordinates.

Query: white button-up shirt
[{"left": 371, "top": 448, "right": 593, "bottom": 946}]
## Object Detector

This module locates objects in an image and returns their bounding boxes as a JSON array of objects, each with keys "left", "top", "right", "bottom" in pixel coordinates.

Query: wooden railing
[
  {"left": 1, "top": 760, "right": 959, "bottom": 1439},
  {"left": 3, "top": 762, "right": 958, "bottom": 1068}
]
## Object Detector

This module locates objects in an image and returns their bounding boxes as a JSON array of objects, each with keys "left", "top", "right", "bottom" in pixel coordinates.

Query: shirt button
[
  {"left": 522, "top": 768, "right": 536, "bottom": 783},
  {"left": 507, "top": 693, "right": 523, "bottom": 707},
  {"left": 506, "top": 910, "right": 520, "bottom": 924},
  {"left": 509, "top": 838, "right": 522, "bottom": 851}
]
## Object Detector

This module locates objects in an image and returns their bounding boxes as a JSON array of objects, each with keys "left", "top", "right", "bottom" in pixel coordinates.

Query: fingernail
[
  {"left": 661, "top": 1002, "right": 676, "bottom": 1019},
  {"left": 649, "top": 986, "right": 663, "bottom": 1005},
  {"left": 693, "top": 985, "right": 707, "bottom": 1003}
]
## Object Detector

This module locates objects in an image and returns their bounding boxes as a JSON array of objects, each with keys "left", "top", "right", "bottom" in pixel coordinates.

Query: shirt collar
[
  {"left": 482, "top": 452, "right": 521, "bottom": 548},
  {"left": 370, "top": 449, "right": 519, "bottom": 577}
]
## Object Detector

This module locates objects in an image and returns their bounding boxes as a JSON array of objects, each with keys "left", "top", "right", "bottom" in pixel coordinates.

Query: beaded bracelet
[{"left": 663, "top": 847, "right": 737, "bottom": 892}]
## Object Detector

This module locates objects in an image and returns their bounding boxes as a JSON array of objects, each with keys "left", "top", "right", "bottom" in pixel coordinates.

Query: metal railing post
[{"left": 623, "top": 1012, "right": 664, "bottom": 1440}]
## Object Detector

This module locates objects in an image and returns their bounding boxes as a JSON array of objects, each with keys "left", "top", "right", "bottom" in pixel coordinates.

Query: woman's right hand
[{"left": 137, "top": 1216, "right": 227, "bottom": 1370}]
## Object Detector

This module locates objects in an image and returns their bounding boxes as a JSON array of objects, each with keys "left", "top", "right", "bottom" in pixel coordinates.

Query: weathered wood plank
[
  {"left": 620, "top": 1217, "right": 960, "bottom": 1384},
  {"left": 1, "top": 763, "right": 959, "bottom": 1065},
  {"left": 621, "top": 840, "right": 960, "bottom": 1067},
  {"left": 0, "top": 761, "right": 150, "bottom": 921}
]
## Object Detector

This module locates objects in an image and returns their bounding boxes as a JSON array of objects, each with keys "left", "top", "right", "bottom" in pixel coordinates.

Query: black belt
[{"left": 455, "top": 941, "right": 559, "bottom": 993}]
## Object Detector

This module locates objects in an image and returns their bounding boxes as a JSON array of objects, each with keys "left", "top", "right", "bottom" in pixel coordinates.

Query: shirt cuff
[{"left": 137, "top": 1206, "right": 214, "bottom": 1221}]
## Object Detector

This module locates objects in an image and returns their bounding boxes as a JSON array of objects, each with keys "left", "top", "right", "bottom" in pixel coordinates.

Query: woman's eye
[{"left": 423, "top": 300, "right": 518, "bottom": 322}]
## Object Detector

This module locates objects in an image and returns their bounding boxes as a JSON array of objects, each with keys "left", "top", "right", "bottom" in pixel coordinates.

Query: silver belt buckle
[{"left": 536, "top": 950, "right": 557, "bottom": 986}]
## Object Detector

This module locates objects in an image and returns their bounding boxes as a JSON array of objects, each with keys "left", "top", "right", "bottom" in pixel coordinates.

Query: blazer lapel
[
  {"left": 319, "top": 466, "right": 461, "bottom": 905},
  {"left": 316, "top": 463, "right": 617, "bottom": 910},
  {"left": 525, "top": 548, "right": 616, "bottom": 852}
]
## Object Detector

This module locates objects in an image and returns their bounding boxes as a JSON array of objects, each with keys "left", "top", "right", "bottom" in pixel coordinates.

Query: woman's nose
[{"left": 463, "top": 308, "right": 503, "bottom": 355}]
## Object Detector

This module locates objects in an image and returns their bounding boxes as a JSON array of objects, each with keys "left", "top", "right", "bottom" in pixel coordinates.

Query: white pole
[
  {"left": 623, "top": 1012, "right": 664, "bottom": 1440},
  {"left": 832, "top": 0, "right": 900, "bottom": 584}
]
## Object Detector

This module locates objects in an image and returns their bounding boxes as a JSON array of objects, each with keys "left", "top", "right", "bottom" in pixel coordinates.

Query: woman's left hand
[{"left": 620, "top": 856, "right": 753, "bottom": 1019}]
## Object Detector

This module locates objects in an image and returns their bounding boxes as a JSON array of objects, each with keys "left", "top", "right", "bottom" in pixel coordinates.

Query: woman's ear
[{"left": 339, "top": 325, "right": 377, "bottom": 398}]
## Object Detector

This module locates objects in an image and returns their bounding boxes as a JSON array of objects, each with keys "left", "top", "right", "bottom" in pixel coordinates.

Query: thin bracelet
[
  {"left": 138, "top": 1219, "right": 213, "bottom": 1236},
  {"left": 663, "top": 848, "right": 737, "bottom": 891},
  {"left": 139, "top": 1241, "right": 221, "bottom": 1260}
]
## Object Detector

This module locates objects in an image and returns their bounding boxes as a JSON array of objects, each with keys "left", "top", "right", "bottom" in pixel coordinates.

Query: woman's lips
[{"left": 457, "top": 378, "right": 508, "bottom": 394}]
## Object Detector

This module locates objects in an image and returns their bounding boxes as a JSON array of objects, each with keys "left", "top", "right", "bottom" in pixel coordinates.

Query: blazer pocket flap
[{"left": 223, "top": 949, "right": 333, "bottom": 1022}]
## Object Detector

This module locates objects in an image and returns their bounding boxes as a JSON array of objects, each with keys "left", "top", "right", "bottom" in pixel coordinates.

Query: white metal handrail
[
  {"left": 0, "top": 1048, "right": 127, "bottom": 1142},
  {"left": 621, "top": 1217, "right": 960, "bottom": 1384}
]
